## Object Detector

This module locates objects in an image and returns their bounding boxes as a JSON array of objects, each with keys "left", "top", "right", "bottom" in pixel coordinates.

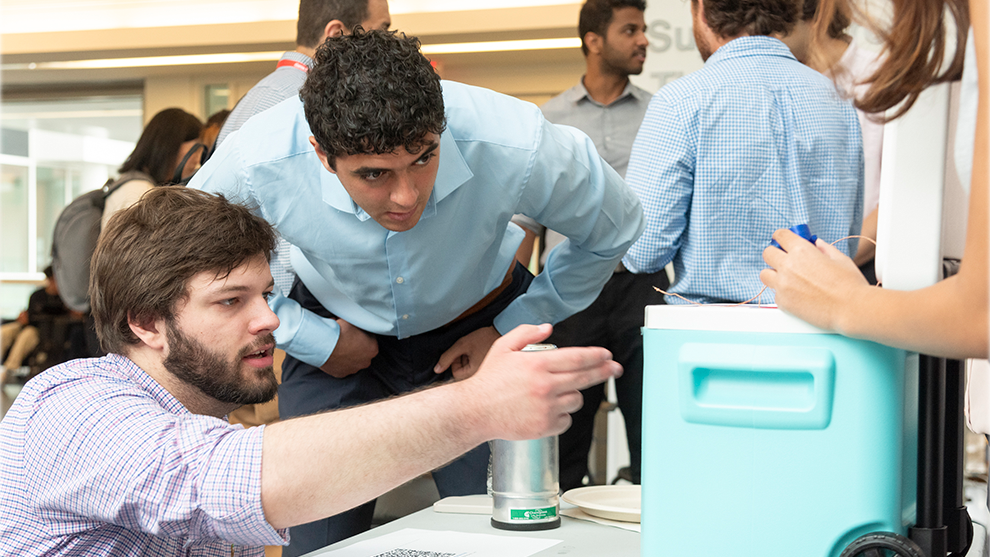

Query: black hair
[
  {"left": 297, "top": 0, "right": 370, "bottom": 48},
  {"left": 579, "top": 0, "right": 648, "bottom": 55},
  {"left": 300, "top": 28, "right": 446, "bottom": 169},
  {"left": 118, "top": 108, "right": 203, "bottom": 185}
]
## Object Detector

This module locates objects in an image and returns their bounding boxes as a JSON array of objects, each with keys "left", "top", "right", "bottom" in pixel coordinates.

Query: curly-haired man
[
  {"left": 191, "top": 29, "right": 645, "bottom": 554},
  {"left": 622, "top": 0, "right": 864, "bottom": 304}
]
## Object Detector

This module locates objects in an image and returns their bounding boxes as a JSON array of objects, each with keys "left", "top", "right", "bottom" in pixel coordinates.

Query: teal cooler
[{"left": 641, "top": 305, "right": 918, "bottom": 557}]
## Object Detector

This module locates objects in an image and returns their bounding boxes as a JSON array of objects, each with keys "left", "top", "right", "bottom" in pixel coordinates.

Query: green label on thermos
[{"left": 510, "top": 507, "right": 558, "bottom": 521}]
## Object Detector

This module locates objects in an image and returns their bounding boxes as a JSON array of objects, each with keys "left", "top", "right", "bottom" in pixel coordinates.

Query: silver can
[{"left": 490, "top": 343, "right": 561, "bottom": 531}]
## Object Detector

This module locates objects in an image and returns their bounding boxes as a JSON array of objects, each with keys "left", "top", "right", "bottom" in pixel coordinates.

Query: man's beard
[
  {"left": 692, "top": 18, "right": 713, "bottom": 61},
  {"left": 601, "top": 44, "right": 646, "bottom": 77},
  {"left": 163, "top": 323, "right": 278, "bottom": 406}
]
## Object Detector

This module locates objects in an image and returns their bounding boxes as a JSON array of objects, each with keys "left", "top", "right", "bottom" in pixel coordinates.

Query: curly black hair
[
  {"left": 300, "top": 28, "right": 447, "bottom": 169},
  {"left": 697, "top": 0, "right": 799, "bottom": 38}
]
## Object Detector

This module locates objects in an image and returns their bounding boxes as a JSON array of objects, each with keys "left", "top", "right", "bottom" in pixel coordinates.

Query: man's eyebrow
[
  {"left": 417, "top": 141, "right": 440, "bottom": 158},
  {"left": 350, "top": 142, "right": 440, "bottom": 176},
  {"left": 210, "top": 279, "right": 275, "bottom": 295}
]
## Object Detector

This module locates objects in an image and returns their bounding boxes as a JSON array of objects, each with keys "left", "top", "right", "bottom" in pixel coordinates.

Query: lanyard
[{"left": 276, "top": 59, "right": 309, "bottom": 73}]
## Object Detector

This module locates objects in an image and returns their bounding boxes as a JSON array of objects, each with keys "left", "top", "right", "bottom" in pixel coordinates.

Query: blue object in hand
[{"left": 770, "top": 224, "right": 818, "bottom": 250}]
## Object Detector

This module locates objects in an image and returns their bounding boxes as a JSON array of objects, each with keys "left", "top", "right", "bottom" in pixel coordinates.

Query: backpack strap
[{"left": 102, "top": 174, "right": 136, "bottom": 198}]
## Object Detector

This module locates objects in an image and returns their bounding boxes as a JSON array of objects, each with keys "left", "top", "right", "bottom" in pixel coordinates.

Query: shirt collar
[
  {"left": 706, "top": 35, "right": 797, "bottom": 66},
  {"left": 107, "top": 353, "right": 189, "bottom": 415},
  {"left": 320, "top": 128, "right": 473, "bottom": 223},
  {"left": 566, "top": 77, "right": 644, "bottom": 108},
  {"left": 280, "top": 50, "right": 314, "bottom": 69}
]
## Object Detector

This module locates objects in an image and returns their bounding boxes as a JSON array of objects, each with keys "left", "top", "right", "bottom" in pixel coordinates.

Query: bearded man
[{"left": 0, "top": 187, "right": 622, "bottom": 556}]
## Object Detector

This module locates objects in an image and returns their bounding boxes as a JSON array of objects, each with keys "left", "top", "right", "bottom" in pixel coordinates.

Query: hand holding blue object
[{"left": 770, "top": 224, "right": 817, "bottom": 250}]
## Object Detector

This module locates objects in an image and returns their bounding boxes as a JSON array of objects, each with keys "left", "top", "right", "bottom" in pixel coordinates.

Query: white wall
[{"left": 631, "top": 0, "right": 703, "bottom": 94}]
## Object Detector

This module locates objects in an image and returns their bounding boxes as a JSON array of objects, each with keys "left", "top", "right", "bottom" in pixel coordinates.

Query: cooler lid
[{"left": 644, "top": 305, "right": 832, "bottom": 335}]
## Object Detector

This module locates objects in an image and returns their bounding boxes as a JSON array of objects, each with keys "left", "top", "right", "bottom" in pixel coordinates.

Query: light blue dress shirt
[
  {"left": 214, "top": 51, "right": 315, "bottom": 296},
  {"left": 192, "top": 80, "right": 644, "bottom": 367},
  {"left": 622, "top": 36, "right": 864, "bottom": 304}
]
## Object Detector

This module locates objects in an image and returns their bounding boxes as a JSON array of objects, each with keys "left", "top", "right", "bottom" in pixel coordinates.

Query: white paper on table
[
  {"left": 560, "top": 507, "right": 641, "bottom": 533},
  {"left": 310, "top": 527, "right": 562, "bottom": 557}
]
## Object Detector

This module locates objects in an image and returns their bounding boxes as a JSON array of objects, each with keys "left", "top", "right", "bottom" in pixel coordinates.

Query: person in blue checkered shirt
[
  {"left": 621, "top": 0, "right": 864, "bottom": 305},
  {"left": 0, "top": 187, "right": 623, "bottom": 556}
]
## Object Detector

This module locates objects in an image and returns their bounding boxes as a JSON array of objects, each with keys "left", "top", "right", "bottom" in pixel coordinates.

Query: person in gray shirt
[{"left": 513, "top": 0, "right": 667, "bottom": 490}]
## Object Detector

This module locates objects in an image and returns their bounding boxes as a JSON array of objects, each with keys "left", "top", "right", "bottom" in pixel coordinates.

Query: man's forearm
[
  {"left": 260, "top": 380, "right": 481, "bottom": 529},
  {"left": 258, "top": 324, "right": 624, "bottom": 530}
]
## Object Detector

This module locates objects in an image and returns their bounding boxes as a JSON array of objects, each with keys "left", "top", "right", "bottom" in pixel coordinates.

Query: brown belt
[{"left": 452, "top": 264, "right": 515, "bottom": 323}]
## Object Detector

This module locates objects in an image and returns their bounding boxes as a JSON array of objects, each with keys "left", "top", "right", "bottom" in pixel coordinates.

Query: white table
[{"left": 303, "top": 506, "right": 640, "bottom": 557}]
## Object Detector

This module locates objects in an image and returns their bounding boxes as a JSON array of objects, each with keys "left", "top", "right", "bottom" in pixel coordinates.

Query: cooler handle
[{"left": 678, "top": 343, "right": 836, "bottom": 430}]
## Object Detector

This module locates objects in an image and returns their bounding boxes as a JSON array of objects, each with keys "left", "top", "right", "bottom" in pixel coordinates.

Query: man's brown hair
[
  {"left": 696, "top": 0, "right": 799, "bottom": 38},
  {"left": 90, "top": 187, "right": 277, "bottom": 354}
]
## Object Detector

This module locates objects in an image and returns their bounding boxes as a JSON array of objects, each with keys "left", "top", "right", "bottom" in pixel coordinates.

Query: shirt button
[
  {"left": 402, "top": 314, "right": 409, "bottom": 320},
  {"left": 396, "top": 277, "right": 404, "bottom": 284}
]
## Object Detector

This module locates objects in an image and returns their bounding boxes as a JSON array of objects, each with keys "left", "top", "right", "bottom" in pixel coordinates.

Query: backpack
[{"left": 50, "top": 173, "right": 141, "bottom": 313}]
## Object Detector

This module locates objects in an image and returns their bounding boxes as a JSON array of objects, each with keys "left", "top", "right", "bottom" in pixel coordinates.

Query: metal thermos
[{"left": 490, "top": 344, "right": 561, "bottom": 531}]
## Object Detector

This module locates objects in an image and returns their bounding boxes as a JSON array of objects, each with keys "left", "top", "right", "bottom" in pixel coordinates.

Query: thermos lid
[{"left": 522, "top": 344, "right": 557, "bottom": 351}]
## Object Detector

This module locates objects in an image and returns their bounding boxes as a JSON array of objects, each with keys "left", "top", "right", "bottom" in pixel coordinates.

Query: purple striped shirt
[{"left": 0, "top": 354, "right": 288, "bottom": 556}]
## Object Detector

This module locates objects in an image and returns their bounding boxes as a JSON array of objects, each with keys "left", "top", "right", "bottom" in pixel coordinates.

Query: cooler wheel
[{"left": 840, "top": 532, "right": 925, "bottom": 557}]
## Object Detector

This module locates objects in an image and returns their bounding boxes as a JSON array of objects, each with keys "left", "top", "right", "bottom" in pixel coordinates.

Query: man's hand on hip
[
  {"left": 434, "top": 325, "right": 501, "bottom": 380},
  {"left": 320, "top": 319, "right": 378, "bottom": 378}
]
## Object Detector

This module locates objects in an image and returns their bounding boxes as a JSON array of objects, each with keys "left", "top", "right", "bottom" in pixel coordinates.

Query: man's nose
[
  {"left": 251, "top": 300, "right": 280, "bottom": 335},
  {"left": 391, "top": 174, "right": 418, "bottom": 207}
]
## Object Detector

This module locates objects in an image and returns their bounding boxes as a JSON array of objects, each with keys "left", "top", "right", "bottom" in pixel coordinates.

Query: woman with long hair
[
  {"left": 761, "top": 0, "right": 987, "bottom": 360},
  {"left": 102, "top": 107, "right": 203, "bottom": 229}
]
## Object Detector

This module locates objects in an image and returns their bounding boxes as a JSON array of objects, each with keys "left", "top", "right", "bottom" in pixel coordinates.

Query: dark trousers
[
  {"left": 551, "top": 269, "right": 669, "bottom": 490},
  {"left": 280, "top": 263, "right": 533, "bottom": 557}
]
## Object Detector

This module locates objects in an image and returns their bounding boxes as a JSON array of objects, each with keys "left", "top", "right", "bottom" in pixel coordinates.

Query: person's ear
[
  {"left": 695, "top": 0, "right": 708, "bottom": 26},
  {"left": 309, "top": 136, "right": 337, "bottom": 174},
  {"left": 324, "top": 19, "right": 346, "bottom": 40},
  {"left": 584, "top": 31, "right": 604, "bottom": 55},
  {"left": 128, "top": 313, "right": 167, "bottom": 351}
]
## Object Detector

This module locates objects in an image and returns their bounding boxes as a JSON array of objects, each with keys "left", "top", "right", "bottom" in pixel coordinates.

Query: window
[
  {"left": 0, "top": 95, "right": 141, "bottom": 317},
  {"left": 204, "top": 84, "right": 231, "bottom": 118},
  {"left": 0, "top": 163, "right": 29, "bottom": 274}
]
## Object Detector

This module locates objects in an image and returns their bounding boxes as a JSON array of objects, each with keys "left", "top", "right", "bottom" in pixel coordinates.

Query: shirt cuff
[
  {"left": 492, "top": 297, "right": 553, "bottom": 335},
  {"left": 270, "top": 294, "right": 340, "bottom": 368},
  {"left": 510, "top": 214, "right": 543, "bottom": 235}
]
